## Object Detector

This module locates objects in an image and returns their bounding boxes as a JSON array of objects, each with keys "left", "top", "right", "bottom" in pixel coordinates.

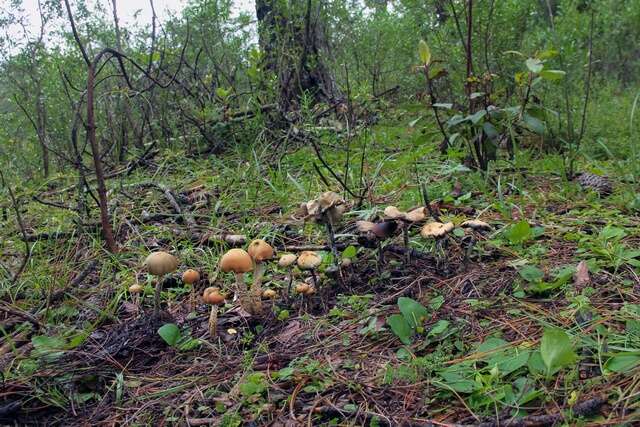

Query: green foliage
[
  {"left": 387, "top": 297, "right": 429, "bottom": 344},
  {"left": 540, "top": 328, "right": 578, "bottom": 377}
]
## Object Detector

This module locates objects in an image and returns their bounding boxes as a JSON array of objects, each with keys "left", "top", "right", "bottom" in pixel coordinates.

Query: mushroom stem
[
  {"left": 377, "top": 241, "right": 385, "bottom": 273},
  {"left": 208, "top": 305, "right": 219, "bottom": 337},
  {"left": 153, "top": 275, "right": 164, "bottom": 315},
  {"left": 402, "top": 224, "right": 411, "bottom": 263},
  {"left": 251, "top": 262, "right": 265, "bottom": 315},
  {"left": 235, "top": 272, "right": 250, "bottom": 311},
  {"left": 325, "top": 219, "right": 339, "bottom": 264},
  {"left": 286, "top": 268, "right": 294, "bottom": 302},
  {"left": 310, "top": 269, "right": 318, "bottom": 288}
]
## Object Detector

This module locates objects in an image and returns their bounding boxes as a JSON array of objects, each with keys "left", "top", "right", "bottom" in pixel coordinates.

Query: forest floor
[{"left": 2, "top": 105, "right": 640, "bottom": 426}]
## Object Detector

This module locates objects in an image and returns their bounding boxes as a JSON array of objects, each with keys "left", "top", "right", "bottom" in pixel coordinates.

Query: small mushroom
[
  {"left": 262, "top": 289, "right": 277, "bottom": 299},
  {"left": 182, "top": 268, "right": 201, "bottom": 309},
  {"left": 278, "top": 253, "right": 298, "bottom": 300},
  {"left": 129, "top": 283, "right": 144, "bottom": 308},
  {"left": 247, "top": 239, "right": 275, "bottom": 315},
  {"left": 356, "top": 220, "right": 398, "bottom": 269},
  {"left": 420, "top": 222, "right": 455, "bottom": 238},
  {"left": 301, "top": 192, "right": 346, "bottom": 263},
  {"left": 143, "top": 251, "right": 179, "bottom": 315},
  {"left": 297, "top": 251, "right": 321, "bottom": 288},
  {"left": 220, "top": 248, "right": 253, "bottom": 312},
  {"left": 203, "top": 287, "right": 225, "bottom": 337}
]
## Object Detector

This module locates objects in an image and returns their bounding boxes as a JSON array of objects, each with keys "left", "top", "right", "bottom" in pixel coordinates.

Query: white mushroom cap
[
  {"left": 461, "top": 219, "right": 492, "bottom": 230},
  {"left": 278, "top": 253, "right": 298, "bottom": 267},
  {"left": 404, "top": 207, "right": 427, "bottom": 222},
  {"left": 420, "top": 222, "right": 454, "bottom": 238},
  {"left": 383, "top": 206, "right": 405, "bottom": 220},
  {"left": 143, "top": 251, "right": 179, "bottom": 276},
  {"left": 356, "top": 220, "right": 376, "bottom": 233}
]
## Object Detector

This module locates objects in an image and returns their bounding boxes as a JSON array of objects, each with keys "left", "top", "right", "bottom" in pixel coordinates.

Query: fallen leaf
[{"left": 574, "top": 261, "right": 590, "bottom": 290}]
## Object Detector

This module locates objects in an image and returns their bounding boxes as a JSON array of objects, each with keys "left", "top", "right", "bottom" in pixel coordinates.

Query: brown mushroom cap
[
  {"left": 129, "top": 284, "right": 144, "bottom": 294},
  {"left": 278, "top": 253, "right": 297, "bottom": 267},
  {"left": 143, "top": 251, "right": 179, "bottom": 276},
  {"left": 220, "top": 249, "right": 253, "bottom": 273},
  {"left": 262, "top": 289, "right": 277, "bottom": 298},
  {"left": 203, "top": 287, "right": 225, "bottom": 305},
  {"left": 248, "top": 239, "right": 274, "bottom": 262},
  {"left": 182, "top": 269, "right": 200, "bottom": 285},
  {"left": 297, "top": 251, "right": 321, "bottom": 270},
  {"left": 420, "top": 222, "right": 454, "bottom": 238},
  {"left": 295, "top": 283, "right": 311, "bottom": 294}
]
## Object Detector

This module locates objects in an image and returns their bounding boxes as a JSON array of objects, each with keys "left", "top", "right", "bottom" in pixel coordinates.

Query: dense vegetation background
[{"left": 1, "top": 0, "right": 639, "bottom": 425}]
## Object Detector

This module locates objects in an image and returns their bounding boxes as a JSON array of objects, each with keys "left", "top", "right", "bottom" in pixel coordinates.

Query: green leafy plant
[
  {"left": 387, "top": 297, "right": 429, "bottom": 344},
  {"left": 157, "top": 323, "right": 201, "bottom": 351},
  {"left": 540, "top": 328, "right": 578, "bottom": 377}
]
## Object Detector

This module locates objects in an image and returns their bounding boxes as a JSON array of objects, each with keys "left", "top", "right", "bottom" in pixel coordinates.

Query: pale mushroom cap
[
  {"left": 317, "top": 191, "right": 343, "bottom": 210},
  {"left": 129, "top": 284, "right": 144, "bottom": 294},
  {"left": 247, "top": 239, "right": 274, "bottom": 262},
  {"left": 182, "top": 269, "right": 200, "bottom": 284},
  {"left": 220, "top": 248, "right": 253, "bottom": 273},
  {"left": 404, "top": 207, "right": 427, "bottom": 222},
  {"left": 143, "top": 251, "right": 179, "bottom": 276},
  {"left": 297, "top": 251, "right": 321, "bottom": 270},
  {"left": 461, "top": 219, "right": 492, "bottom": 230},
  {"left": 420, "top": 222, "right": 455, "bottom": 238},
  {"left": 278, "top": 253, "right": 298, "bottom": 267},
  {"left": 384, "top": 205, "right": 405, "bottom": 220},
  {"left": 356, "top": 220, "right": 376, "bottom": 233}
]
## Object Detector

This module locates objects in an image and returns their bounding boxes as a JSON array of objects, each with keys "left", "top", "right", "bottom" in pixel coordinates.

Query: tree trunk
[{"left": 255, "top": 0, "right": 342, "bottom": 112}]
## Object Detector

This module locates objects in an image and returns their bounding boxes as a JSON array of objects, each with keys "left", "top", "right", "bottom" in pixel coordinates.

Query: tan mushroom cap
[
  {"left": 461, "top": 219, "right": 492, "bottom": 230},
  {"left": 356, "top": 220, "right": 376, "bottom": 233},
  {"left": 295, "top": 283, "right": 311, "bottom": 294},
  {"left": 182, "top": 269, "right": 200, "bottom": 284},
  {"left": 420, "top": 222, "right": 455, "bottom": 238},
  {"left": 278, "top": 253, "right": 298, "bottom": 267},
  {"left": 383, "top": 205, "right": 405, "bottom": 220},
  {"left": 203, "top": 287, "right": 225, "bottom": 305},
  {"left": 220, "top": 248, "right": 253, "bottom": 273},
  {"left": 404, "top": 207, "right": 427, "bottom": 222},
  {"left": 248, "top": 239, "right": 274, "bottom": 262},
  {"left": 143, "top": 251, "right": 179, "bottom": 276},
  {"left": 297, "top": 251, "right": 321, "bottom": 270},
  {"left": 262, "top": 289, "right": 277, "bottom": 298},
  {"left": 129, "top": 284, "right": 144, "bottom": 294}
]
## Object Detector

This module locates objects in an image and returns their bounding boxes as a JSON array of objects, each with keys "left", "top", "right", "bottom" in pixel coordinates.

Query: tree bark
[{"left": 255, "top": 0, "right": 342, "bottom": 112}]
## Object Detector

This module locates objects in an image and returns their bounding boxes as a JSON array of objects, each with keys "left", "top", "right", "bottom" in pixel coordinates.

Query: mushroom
[
  {"left": 129, "top": 283, "right": 144, "bottom": 309},
  {"left": 182, "top": 268, "right": 201, "bottom": 309},
  {"left": 143, "top": 251, "right": 179, "bottom": 315},
  {"left": 420, "top": 222, "right": 455, "bottom": 238},
  {"left": 300, "top": 191, "right": 346, "bottom": 263},
  {"left": 384, "top": 206, "right": 427, "bottom": 262},
  {"left": 297, "top": 251, "right": 321, "bottom": 288},
  {"left": 356, "top": 220, "right": 398, "bottom": 269},
  {"left": 262, "top": 289, "right": 277, "bottom": 299},
  {"left": 294, "top": 282, "right": 313, "bottom": 313},
  {"left": 203, "top": 287, "right": 225, "bottom": 337},
  {"left": 278, "top": 253, "right": 298, "bottom": 300},
  {"left": 247, "top": 239, "right": 275, "bottom": 315},
  {"left": 220, "top": 248, "right": 253, "bottom": 311}
]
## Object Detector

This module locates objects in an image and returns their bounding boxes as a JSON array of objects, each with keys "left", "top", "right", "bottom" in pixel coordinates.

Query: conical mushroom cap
[
  {"left": 278, "top": 253, "right": 297, "bottom": 267},
  {"left": 143, "top": 251, "right": 179, "bottom": 276},
  {"left": 220, "top": 249, "right": 253, "bottom": 273},
  {"left": 248, "top": 239, "right": 274, "bottom": 262},
  {"left": 420, "top": 222, "right": 454, "bottom": 238},
  {"left": 297, "top": 251, "right": 321, "bottom": 270}
]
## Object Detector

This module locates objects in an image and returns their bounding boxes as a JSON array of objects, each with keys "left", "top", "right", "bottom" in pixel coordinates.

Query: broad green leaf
[
  {"left": 418, "top": 39, "right": 431, "bottom": 65},
  {"left": 505, "top": 220, "right": 533, "bottom": 244},
  {"left": 430, "top": 295, "right": 445, "bottom": 311},
  {"left": 387, "top": 314, "right": 413, "bottom": 345},
  {"left": 428, "top": 320, "right": 450, "bottom": 337},
  {"left": 519, "top": 265, "right": 544, "bottom": 282},
  {"left": 342, "top": 245, "right": 357, "bottom": 259},
  {"left": 522, "top": 113, "right": 546, "bottom": 135},
  {"left": 540, "top": 328, "right": 577, "bottom": 375},
  {"left": 468, "top": 109, "right": 487, "bottom": 124},
  {"left": 604, "top": 353, "right": 640, "bottom": 373},
  {"left": 525, "top": 58, "right": 543, "bottom": 73},
  {"left": 599, "top": 225, "right": 626, "bottom": 241},
  {"left": 398, "top": 297, "right": 428, "bottom": 329},
  {"left": 483, "top": 122, "right": 499, "bottom": 139},
  {"left": 158, "top": 323, "right": 181, "bottom": 347},
  {"left": 539, "top": 70, "right": 566, "bottom": 81}
]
